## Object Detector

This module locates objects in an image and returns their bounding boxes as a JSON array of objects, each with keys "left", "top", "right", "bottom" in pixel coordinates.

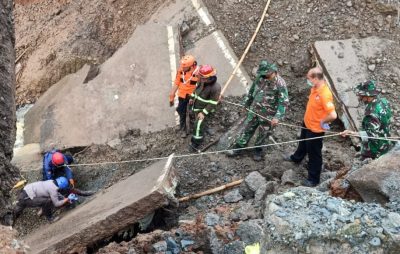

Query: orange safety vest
[
  {"left": 304, "top": 83, "right": 335, "bottom": 133},
  {"left": 175, "top": 66, "right": 199, "bottom": 99}
]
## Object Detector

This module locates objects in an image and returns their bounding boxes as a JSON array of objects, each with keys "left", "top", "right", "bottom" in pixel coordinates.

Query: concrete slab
[
  {"left": 11, "top": 143, "right": 42, "bottom": 172},
  {"left": 24, "top": 0, "right": 250, "bottom": 151},
  {"left": 24, "top": 65, "right": 90, "bottom": 149},
  {"left": 151, "top": 0, "right": 250, "bottom": 97},
  {"left": 313, "top": 37, "right": 395, "bottom": 131},
  {"left": 188, "top": 30, "right": 250, "bottom": 96},
  {"left": 24, "top": 24, "right": 179, "bottom": 151},
  {"left": 25, "top": 155, "right": 177, "bottom": 254}
]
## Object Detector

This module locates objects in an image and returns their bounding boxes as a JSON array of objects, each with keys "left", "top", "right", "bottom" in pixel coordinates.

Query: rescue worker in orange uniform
[
  {"left": 169, "top": 55, "right": 199, "bottom": 138},
  {"left": 284, "top": 67, "right": 337, "bottom": 187}
]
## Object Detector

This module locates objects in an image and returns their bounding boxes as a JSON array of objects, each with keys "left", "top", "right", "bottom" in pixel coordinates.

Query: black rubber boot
[{"left": 188, "top": 142, "right": 200, "bottom": 153}]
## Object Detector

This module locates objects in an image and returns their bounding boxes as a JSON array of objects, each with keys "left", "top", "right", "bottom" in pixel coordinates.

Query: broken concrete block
[
  {"left": 25, "top": 155, "right": 178, "bottom": 254},
  {"left": 313, "top": 37, "right": 397, "bottom": 134},
  {"left": 24, "top": 24, "right": 180, "bottom": 151},
  {"left": 187, "top": 30, "right": 250, "bottom": 97},
  {"left": 347, "top": 145, "right": 400, "bottom": 204}
]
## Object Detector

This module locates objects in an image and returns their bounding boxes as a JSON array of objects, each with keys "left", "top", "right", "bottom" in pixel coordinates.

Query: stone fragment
[
  {"left": 205, "top": 213, "right": 220, "bottom": 227},
  {"left": 245, "top": 171, "right": 267, "bottom": 192},
  {"left": 236, "top": 220, "right": 264, "bottom": 245},
  {"left": 224, "top": 189, "right": 243, "bottom": 203}
]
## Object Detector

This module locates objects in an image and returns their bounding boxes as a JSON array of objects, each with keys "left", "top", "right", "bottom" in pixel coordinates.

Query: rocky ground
[
  {"left": 203, "top": 0, "right": 400, "bottom": 135},
  {"left": 0, "top": 226, "right": 29, "bottom": 254},
  {"left": 8, "top": 0, "right": 400, "bottom": 253}
]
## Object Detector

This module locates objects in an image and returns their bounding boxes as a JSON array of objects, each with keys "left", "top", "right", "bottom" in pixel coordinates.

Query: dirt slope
[
  {"left": 0, "top": 0, "right": 19, "bottom": 219},
  {"left": 203, "top": 0, "right": 400, "bottom": 135},
  {"left": 14, "top": 0, "right": 166, "bottom": 105}
]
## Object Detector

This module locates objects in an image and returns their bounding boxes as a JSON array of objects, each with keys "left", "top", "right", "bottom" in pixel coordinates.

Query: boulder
[
  {"left": 347, "top": 145, "right": 400, "bottom": 204},
  {"left": 260, "top": 187, "right": 400, "bottom": 254}
]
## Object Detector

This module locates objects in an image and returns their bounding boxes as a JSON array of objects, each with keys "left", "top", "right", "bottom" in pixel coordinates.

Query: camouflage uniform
[
  {"left": 355, "top": 81, "right": 394, "bottom": 159},
  {"left": 235, "top": 61, "right": 289, "bottom": 149}
]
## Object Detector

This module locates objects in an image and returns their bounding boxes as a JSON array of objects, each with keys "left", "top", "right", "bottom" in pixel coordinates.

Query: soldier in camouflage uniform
[
  {"left": 227, "top": 60, "right": 289, "bottom": 161},
  {"left": 341, "top": 80, "right": 394, "bottom": 159}
]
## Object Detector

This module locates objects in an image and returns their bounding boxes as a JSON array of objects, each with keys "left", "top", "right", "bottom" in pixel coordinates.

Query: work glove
[
  {"left": 67, "top": 193, "right": 78, "bottom": 202},
  {"left": 320, "top": 120, "right": 330, "bottom": 131}
]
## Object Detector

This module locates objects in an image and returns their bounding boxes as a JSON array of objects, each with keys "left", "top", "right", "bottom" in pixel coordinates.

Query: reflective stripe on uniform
[
  {"left": 193, "top": 119, "right": 204, "bottom": 139},
  {"left": 192, "top": 94, "right": 218, "bottom": 105},
  {"left": 203, "top": 109, "right": 209, "bottom": 115}
]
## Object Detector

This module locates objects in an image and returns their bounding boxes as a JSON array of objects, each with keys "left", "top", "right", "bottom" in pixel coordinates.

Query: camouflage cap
[
  {"left": 354, "top": 80, "right": 381, "bottom": 97},
  {"left": 257, "top": 60, "right": 278, "bottom": 76}
]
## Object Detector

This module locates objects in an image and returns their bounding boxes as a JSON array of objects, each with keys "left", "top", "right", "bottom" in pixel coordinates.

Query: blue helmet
[{"left": 55, "top": 176, "right": 69, "bottom": 190}]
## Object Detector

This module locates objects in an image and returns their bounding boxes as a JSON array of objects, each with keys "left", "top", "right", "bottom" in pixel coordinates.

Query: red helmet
[
  {"left": 52, "top": 152, "right": 65, "bottom": 166},
  {"left": 198, "top": 65, "right": 217, "bottom": 78}
]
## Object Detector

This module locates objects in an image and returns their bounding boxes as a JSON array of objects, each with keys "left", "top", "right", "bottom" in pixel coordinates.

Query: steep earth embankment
[
  {"left": 0, "top": 0, "right": 19, "bottom": 216},
  {"left": 14, "top": 0, "right": 166, "bottom": 105}
]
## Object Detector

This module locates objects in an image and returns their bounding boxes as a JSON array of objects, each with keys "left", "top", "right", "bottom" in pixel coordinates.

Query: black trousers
[
  {"left": 176, "top": 97, "right": 190, "bottom": 129},
  {"left": 13, "top": 190, "right": 53, "bottom": 219},
  {"left": 291, "top": 123, "right": 325, "bottom": 184}
]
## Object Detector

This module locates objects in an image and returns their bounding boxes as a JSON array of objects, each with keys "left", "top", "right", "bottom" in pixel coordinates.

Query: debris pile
[
  {"left": 0, "top": 226, "right": 29, "bottom": 254},
  {"left": 261, "top": 187, "right": 400, "bottom": 254}
]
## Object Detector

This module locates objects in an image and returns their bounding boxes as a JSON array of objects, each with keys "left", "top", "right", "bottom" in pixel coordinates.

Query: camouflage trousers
[
  {"left": 235, "top": 112, "right": 274, "bottom": 148},
  {"left": 361, "top": 139, "right": 394, "bottom": 159}
]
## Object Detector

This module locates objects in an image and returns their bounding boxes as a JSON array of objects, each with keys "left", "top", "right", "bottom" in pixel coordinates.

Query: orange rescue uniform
[
  {"left": 175, "top": 66, "right": 199, "bottom": 99},
  {"left": 304, "top": 83, "right": 335, "bottom": 133}
]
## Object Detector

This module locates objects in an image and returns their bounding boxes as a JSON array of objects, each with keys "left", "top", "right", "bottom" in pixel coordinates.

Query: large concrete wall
[{"left": 0, "top": 0, "right": 19, "bottom": 214}]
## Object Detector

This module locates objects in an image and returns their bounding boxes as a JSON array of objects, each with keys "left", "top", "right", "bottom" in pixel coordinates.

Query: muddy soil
[{"left": 14, "top": 0, "right": 167, "bottom": 105}]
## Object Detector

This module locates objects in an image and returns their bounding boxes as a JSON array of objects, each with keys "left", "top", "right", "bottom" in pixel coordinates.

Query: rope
[
  {"left": 221, "top": 99, "right": 400, "bottom": 142},
  {"left": 68, "top": 133, "right": 341, "bottom": 167},
  {"left": 67, "top": 100, "right": 398, "bottom": 168},
  {"left": 220, "top": 0, "right": 272, "bottom": 97}
]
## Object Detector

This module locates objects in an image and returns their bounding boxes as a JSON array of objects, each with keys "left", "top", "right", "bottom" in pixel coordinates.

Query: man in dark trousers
[
  {"left": 188, "top": 64, "right": 221, "bottom": 152},
  {"left": 285, "top": 67, "right": 337, "bottom": 187}
]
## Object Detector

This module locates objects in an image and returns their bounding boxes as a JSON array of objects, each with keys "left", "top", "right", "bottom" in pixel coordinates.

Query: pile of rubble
[
  {"left": 262, "top": 187, "right": 400, "bottom": 254},
  {"left": 0, "top": 226, "right": 29, "bottom": 254}
]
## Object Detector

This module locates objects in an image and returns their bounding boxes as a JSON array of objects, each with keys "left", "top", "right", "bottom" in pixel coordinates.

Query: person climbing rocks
[
  {"left": 284, "top": 67, "right": 337, "bottom": 187},
  {"left": 12, "top": 177, "right": 77, "bottom": 224},
  {"left": 42, "top": 149, "right": 95, "bottom": 197},
  {"left": 226, "top": 60, "right": 289, "bottom": 161},
  {"left": 188, "top": 64, "right": 221, "bottom": 152},
  {"left": 340, "top": 80, "right": 394, "bottom": 159},
  {"left": 169, "top": 55, "right": 200, "bottom": 138}
]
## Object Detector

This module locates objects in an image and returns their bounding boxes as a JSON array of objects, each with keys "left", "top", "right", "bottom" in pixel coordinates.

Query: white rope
[
  {"left": 68, "top": 133, "right": 342, "bottom": 167},
  {"left": 222, "top": 99, "right": 400, "bottom": 142}
]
